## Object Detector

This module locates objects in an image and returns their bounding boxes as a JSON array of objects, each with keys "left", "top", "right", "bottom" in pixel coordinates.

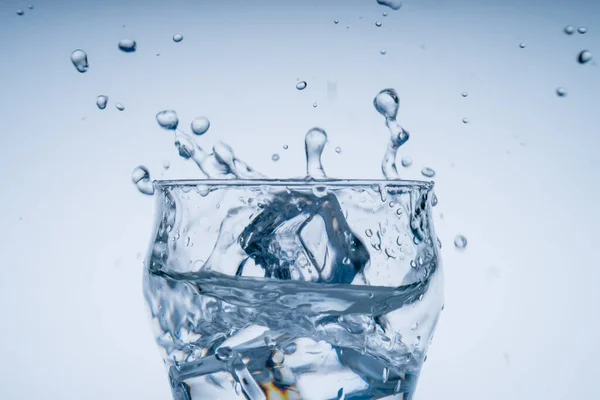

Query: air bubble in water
[
  {"left": 519, "top": 43, "right": 526, "bottom": 48},
  {"left": 305, "top": 127, "right": 328, "bottom": 178},
  {"left": 421, "top": 167, "right": 435, "bottom": 178},
  {"left": 118, "top": 39, "right": 137, "bottom": 53},
  {"left": 116, "top": 102, "right": 125, "bottom": 111},
  {"left": 564, "top": 25, "right": 575, "bottom": 35},
  {"left": 401, "top": 156, "right": 412, "bottom": 167},
  {"left": 454, "top": 234, "right": 468, "bottom": 249},
  {"left": 70, "top": 49, "right": 89, "bottom": 73},
  {"left": 271, "top": 154, "right": 280, "bottom": 162},
  {"left": 462, "top": 92, "right": 468, "bottom": 97},
  {"left": 16, "top": 10, "right": 24, "bottom": 16},
  {"left": 173, "top": 33, "right": 184, "bottom": 42},
  {"left": 132, "top": 166, "right": 154, "bottom": 195},
  {"left": 578, "top": 26, "right": 587, "bottom": 34},
  {"left": 556, "top": 87, "right": 567, "bottom": 97},
  {"left": 296, "top": 81, "right": 307, "bottom": 90},
  {"left": 462, "top": 117, "right": 469, "bottom": 124},
  {"left": 335, "top": 147, "right": 342, "bottom": 154},
  {"left": 156, "top": 110, "right": 178, "bottom": 130},
  {"left": 375, "top": 21, "right": 383, "bottom": 27},
  {"left": 578, "top": 50, "right": 592, "bottom": 64},
  {"left": 96, "top": 95, "right": 108, "bottom": 110},
  {"left": 191, "top": 117, "right": 210, "bottom": 135},
  {"left": 377, "top": 0, "right": 403, "bottom": 10}
]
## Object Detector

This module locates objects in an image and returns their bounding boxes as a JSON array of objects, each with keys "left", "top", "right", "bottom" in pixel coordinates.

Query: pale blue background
[{"left": 0, "top": 0, "right": 599, "bottom": 399}]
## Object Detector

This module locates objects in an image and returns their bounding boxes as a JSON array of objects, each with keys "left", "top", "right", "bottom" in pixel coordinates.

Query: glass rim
[{"left": 154, "top": 178, "right": 434, "bottom": 189}]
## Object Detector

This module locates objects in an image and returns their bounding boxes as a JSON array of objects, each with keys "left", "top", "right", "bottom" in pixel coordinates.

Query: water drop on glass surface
[
  {"left": 173, "top": 33, "right": 184, "bottom": 42},
  {"left": 115, "top": 102, "right": 125, "bottom": 111},
  {"left": 335, "top": 147, "right": 342, "bottom": 154},
  {"left": 271, "top": 153, "right": 280, "bottom": 161},
  {"left": 578, "top": 26, "right": 587, "bottom": 34},
  {"left": 380, "top": 49, "right": 387, "bottom": 55},
  {"left": 462, "top": 117, "right": 469, "bottom": 124},
  {"left": 96, "top": 95, "right": 108, "bottom": 110},
  {"left": 191, "top": 116, "right": 210, "bottom": 135},
  {"left": 375, "top": 21, "right": 383, "bottom": 27},
  {"left": 564, "top": 25, "right": 575, "bottom": 35},
  {"left": 16, "top": 10, "right": 24, "bottom": 15},
  {"left": 296, "top": 81, "right": 307, "bottom": 90},
  {"left": 70, "top": 49, "right": 89, "bottom": 73},
  {"left": 556, "top": 87, "right": 567, "bottom": 97},
  {"left": 519, "top": 42, "right": 526, "bottom": 48},
  {"left": 131, "top": 166, "right": 154, "bottom": 195},
  {"left": 377, "top": 0, "right": 403, "bottom": 10},
  {"left": 421, "top": 167, "right": 436, "bottom": 178},
  {"left": 578, "top": 50, "right": 592, "bottom": 64},
  {"left": 401, "top": 156, "right": 412, "bottom": 167},
  {"left": 334, "top": 20, "right": 339, "bottom": 24},
  {"left": 155, "top": 111, "right": 179, "bottom": 130},
  {"left": 118, "top": 39, "right": 136, "bottom": 53},
  {"left": 454, "top": 234, "right": 468, "bottom": 249},
  {"left": 215, "top": 346, "right": 233, "bottom": 361}
]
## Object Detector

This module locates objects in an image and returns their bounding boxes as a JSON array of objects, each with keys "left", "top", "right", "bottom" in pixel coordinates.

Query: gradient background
[{"left": 1, "top": 0, "right": 599, "bottom": 399}]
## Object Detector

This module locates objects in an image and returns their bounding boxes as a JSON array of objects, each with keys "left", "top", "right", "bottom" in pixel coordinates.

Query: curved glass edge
[{"left": 153, "top": 178, "right": 434, "bottom": 189}]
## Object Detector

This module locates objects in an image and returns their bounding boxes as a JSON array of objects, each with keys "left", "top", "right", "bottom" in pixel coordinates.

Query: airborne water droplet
[
  {"left": 156, "top": 110, "right": 179, "bottom": 130},
  {"left": 70, "top": 49, "right": 89, "bottom": 73},
  {"left": 401, "top": 156, "right": 412, "bottom": 167},
  {"left": 305, "top": 127, "right": 328, "bottom": 178},
  {"left": 163, "top": 160, "right": 170, "bottom": 169},
  {"left": 335, "top": 147, "right": 342, "bottom": 154},
  {"left": 375, "top": 21, "right": 383, "bottom": 27},
  {"left": 462, "top": 117, "right": 469, "bottom": 124},
  {"left": 454, "top": 234, "right": 468, "bottom": 249},
  {"left": 374, "top": 89, "right": 399, "bottom": 120},
  {"left": 115, "top": 102, "right": 125, "bottom": 111},
  {"left": 462, "top": 92, "right": 468, "bottom": 97},
  {"left": 191, "top": 117, "right": 210, "bottom": 135},
  {"left": 578, "top": 50, "right": 592, "bottom": 64},
  {"left": 380, "top": 49, "right": 387, "bottom": 55},
  {"left": 556, "top": 87, "right": 567, "bottom": 97},
  {"left": 271, "top": 154, "right": 280, "bottom": 162},
  {"left": 96, "top": 95, "right": 108, "bottom": 110},
  {"left": 519, "top": 42, "right": 526, "bottom": 48},
  {"left": 296, "top": 81, "right": 307, "bottom": 90},
  {"left": 131, "top": 166, "right": 154, "bottom": 195},
  {"left": 377, "top": 0, "right": 403, "bottom": 10},
  {"left": 283, "top": 144, "right": 289, "bottom": 150},
  {"left": 421, "top": 167, "right": 435, "bottom": 178},
  {"left": 313, "top": 102, "right": 318, "bottom": 108},
  {"left": 16, "top": 10, "right": 24, "bottom": 16},
  {"left": 334, "top": 20, "right": 339, "bottom": 24},
  {"left": 577, "top": 26, "right": 587, "bottom": 34},
  {"left": 564, "top": 25, "right": 575, "bottom": 35},
  {"left": 173, "top": 33, "right": 184, "bottom": 42},
  {"left": 28, "top": 5, "right": 34, "bottom": 10},
  {"left": 118, "top": 39, "right": 137, "bottom": 53}
]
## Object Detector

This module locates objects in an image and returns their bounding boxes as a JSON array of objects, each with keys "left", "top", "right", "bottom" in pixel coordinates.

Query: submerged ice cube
[{"left": 239, "top": 191, "right": 370, "bottom": 284}]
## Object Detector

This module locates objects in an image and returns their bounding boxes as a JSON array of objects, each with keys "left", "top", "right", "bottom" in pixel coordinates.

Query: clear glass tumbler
[{"left": 143, "top": 179, "right": 443, "bottom": 400}]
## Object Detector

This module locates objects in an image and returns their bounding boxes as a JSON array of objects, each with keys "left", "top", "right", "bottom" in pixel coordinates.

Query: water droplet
[
  {"left": 519, "top": 42, "right": 526, "bottom": 48},
  {"left": 283, "top": 343, "right": 297, "bottom": 354},
  {"left": 313, "top": 102, "right": 318, "bottom": 108},
  {"left": 305, "top": 127, "right": 328, "bottom": 178},
  {"left": 175, "top": 132, "right": 195, "bottom": 159},
  {"left": 578, "top": 26, "right": 587, "bottom": 34},
  {"left": 377, "top": 0, "right": 403, "bottom": 10},
  {"left": 374, "top": 88, "right": 399, "bottom": 120},
  {"left": 365, "top": 229, "right": 373, "bottom": 237},
  {"left": 432, "top": 193, "right": 438, "bottom": 206},
  {"left": 156, "top": 110, "right": 178, "bottom": 130},
  {"left": 70, "top": 49, "right": 89, "bottom": 73},
  {"left": 564, "top": 25, "right": 575, "bottom": 35},
  {"left": 118, "top": 39, "right": 137, "bottom": 53},
  {"left": 383, "top": 12, "right": 389, "bottom": 17},
  {"left": 421, "top": 167, "right": 435, "bottom": 178},
  {"left": 380, "top": 49, "right": 387, "bottom": 55},
  {"left": 454, "top": 234, "right": 468, "bottom": 249},
  {"left": 462, "top": 117, "right": 469, "bottom": 124},
  {"left": 115, "top": 102, "right": 125, "bottom": 111},
  {"left": 335, "top": 147, "right": 342, "bottom": 154},
  {"left": 191, "top": 116, "right": 210, "bottom": 135},
  {"left": 96, "top": 95, "right": 108, "bottom": 110},
  {"left": 28, "top": 5, "right": 34, "bottom": 10},
  {"left": 16, "top": 10, "right": 24, "bottom": 16},
  {"left": 556, "top": 87, "right": 567, "bottom": 97},
  {"left": 375, "top": 21, "right": 383, "bottom": 27},
  {"left": 578, "top": 50, "right": 592, "bottom": 64},
  {"left": 400, "top": 156, "right": 412, "bottom": 167},
  {"left": 131, "top": 166, "right": 154, "bottom": 195},
  {"left": 173, "top": 33, "right": 184, "bottom": 42},
  {"left": 163, "top": 160, "right": 170, "bottom": 169},
  {"left": 271, "top": 153, "right": 280, "bottom": 162},
  {"left": 334, "top": 20, "right": 339, "bottom": 24},
  {"left": 462, "top": 92, "right": 468, "bottom": 97},
  {"left": 215, "top": 346, "right": 233, "bottom": 361},
  {"left": 283, "top": 144, "right": 289, "bottom": 150},
  {"left": 410, "top": 260, "right": 417, "bottom": 268},
  {"left": 296, "top": 81, "right": 307, "bottom": 90}
]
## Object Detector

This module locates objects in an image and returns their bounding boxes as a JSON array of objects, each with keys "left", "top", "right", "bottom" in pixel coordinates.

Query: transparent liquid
[{"left": 145, "top": 269, "right": 426, "bottom": 400}]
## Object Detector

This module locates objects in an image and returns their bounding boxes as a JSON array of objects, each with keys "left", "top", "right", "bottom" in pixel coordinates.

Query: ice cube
[{"left": 239, "top": 191, "right": 369, "bottom": 284}]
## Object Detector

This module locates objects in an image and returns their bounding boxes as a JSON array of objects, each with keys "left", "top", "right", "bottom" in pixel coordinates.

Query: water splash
[
  {"left": 578, "top": 50, "right": 592, "bottom": 64},
  {"left": 305, "top": 127, "right": 328, "bottom": 179},
  {"left": 70, "top": 49, "right": 89, "bottom": 73},
  {"left": 296, "top": 81, "right": 307, "bottom": 90},
  {"left": 377, "top": 0, "right": 403, "bottom": 10},
  {"left": 96, "top": 95, "right": 108, "bottom": 110},
  {"left": 156, "top": 111, "right": 179, "bottom": 130},
  {"left": 191, "top": 117, "right": 210, "bottom": 135},
  {"left": 173, "top": 33, "right": 184, "bottom": 43},
  {"left": 118, "top": 39, "right": 137, "bottom": 53},
  {"left": 132, "top": 166, "right": 154, "bottom": 195},
  {"left": 374, "top": 89, "right": 410, "bottom": 179}
]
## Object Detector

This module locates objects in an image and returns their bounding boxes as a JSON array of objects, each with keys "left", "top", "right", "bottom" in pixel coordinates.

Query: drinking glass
[{"left": 143, "top": 179, "right": 443, "bottom": 400}]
